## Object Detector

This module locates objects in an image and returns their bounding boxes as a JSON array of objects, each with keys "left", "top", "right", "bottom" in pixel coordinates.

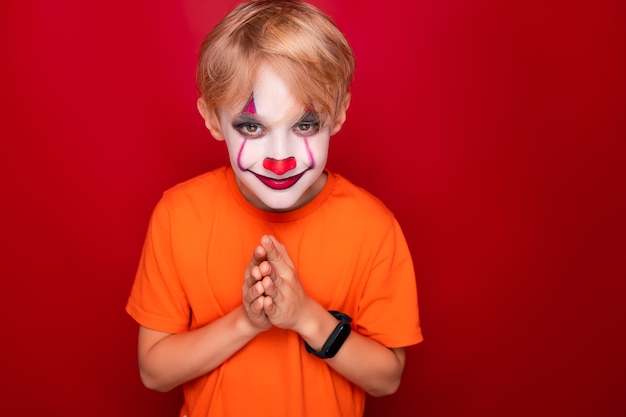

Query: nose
[{"left": 263, "top": 157, "right": 296, "bottom": 176}]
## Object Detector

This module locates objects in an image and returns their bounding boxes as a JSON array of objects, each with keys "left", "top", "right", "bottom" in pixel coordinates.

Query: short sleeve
[
  {"left": 125, "top": 196, "right": 191, "bottom": 334},
  {"left": 356, "top": 218, "right": 423, "bottom": 348}
]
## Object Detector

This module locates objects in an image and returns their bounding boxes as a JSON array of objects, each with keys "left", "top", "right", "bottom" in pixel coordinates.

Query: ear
[
  {"left": 330, "top": 92, "right": 352, "bottom": 136},
  {"left": 197, "top": 97, "right": 225, "bottom": 141}
]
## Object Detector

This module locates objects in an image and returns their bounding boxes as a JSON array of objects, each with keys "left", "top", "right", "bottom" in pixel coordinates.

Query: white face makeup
[{"left": 218, "top": 64, "right": 331, "bottom": 211}]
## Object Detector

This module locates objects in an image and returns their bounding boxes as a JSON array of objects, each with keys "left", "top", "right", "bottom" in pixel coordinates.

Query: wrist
[
  {"left": 297, "top": 302, "right": 345, "bottom": 351},
  {"left": 293, "top": 298, "right": 328, "bottom": 340},
  {"left": 234, "top": 305, "right": 266, "bottom": 338},
  {"left": 305, "top": 310, "right": 352, "bottom": 359}
]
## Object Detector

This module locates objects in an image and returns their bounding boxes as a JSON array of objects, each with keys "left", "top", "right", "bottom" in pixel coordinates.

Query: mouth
[{"left": 251, "top": 170, "right": 307, "bottom": 190}]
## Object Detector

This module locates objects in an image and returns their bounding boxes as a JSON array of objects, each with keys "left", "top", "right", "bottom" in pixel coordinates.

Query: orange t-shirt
[{"left": 126, "top": 167, "right": 422, "bottom": 417}]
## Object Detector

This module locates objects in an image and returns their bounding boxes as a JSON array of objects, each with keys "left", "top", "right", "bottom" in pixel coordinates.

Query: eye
[
  {"left": 294, "top": 121, "right": 320, "bottom": 135},
  {"left": 235, "top": 123, "right": 265, "bottom": 138},
  {"left": 241, "top": 124, "right": 260, "bottom": 133}
]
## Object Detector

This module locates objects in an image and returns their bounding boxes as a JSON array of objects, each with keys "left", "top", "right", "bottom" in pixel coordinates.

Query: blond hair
[{"left": 196, "top": 0, "right": 355, "bottom": 124}]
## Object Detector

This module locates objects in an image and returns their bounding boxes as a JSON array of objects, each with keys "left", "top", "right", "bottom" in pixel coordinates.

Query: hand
[
  {"left": 256, "top": 235, "right": 312, "bottom": 331},
  {"left": 241, "top": 243, "right": 272, "bottom": 331}
]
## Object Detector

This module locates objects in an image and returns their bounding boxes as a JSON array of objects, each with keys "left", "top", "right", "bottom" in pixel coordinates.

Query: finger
[
  {"left": 244, "top": 245, "right": 267, "bottom": 287},
  {"left": 261, "top": 276, "right": 277, "bottom": 298},
  {"left": 250, "top": 244, "right": 267, "bottom": 268},
  {"left": 263, "top": 295, "right": 277, "bottom": 318},
  {"left": 243, "top": 295, "right": 267, "bottom": 327},
  {"left": 250, "top": 295, "right": 266, "bottom": 315},
  {"left": 250, "top": 265, "right": 264, "bottom": 283},
  {"left": 242, "top": 280, "right": 265, "bottom": 305},
  {"left": 258, "top": 260, "right": 272, "bottom": 277},
  {"left": 260, "top": 235, "right": 294, "bottom": 276}
]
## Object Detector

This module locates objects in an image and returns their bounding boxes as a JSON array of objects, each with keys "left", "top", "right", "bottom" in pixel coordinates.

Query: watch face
[
  {"left": 325, "top": 323, "right": 351, "bottom": 358},
  {"left": 304, "top": 311, "right": 353, "bottom": 359}
]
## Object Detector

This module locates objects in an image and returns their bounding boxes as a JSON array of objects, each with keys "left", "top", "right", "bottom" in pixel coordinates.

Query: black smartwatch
[{"left": 304, "top": 310, "right": 352, "bottom": 359}]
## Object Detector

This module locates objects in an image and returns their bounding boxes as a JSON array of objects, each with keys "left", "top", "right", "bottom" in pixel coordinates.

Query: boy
[{"left": 126, "top": 1, "right": 422, "bottom": 416}]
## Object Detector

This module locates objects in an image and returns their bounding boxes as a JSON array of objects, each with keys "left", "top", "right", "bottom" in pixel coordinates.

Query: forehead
[
  {"left": 243, "top": 64, "right": 304, "bottom": 120},
  {"left": 218, "top": 63, "right": 328, "bottom": 128}
]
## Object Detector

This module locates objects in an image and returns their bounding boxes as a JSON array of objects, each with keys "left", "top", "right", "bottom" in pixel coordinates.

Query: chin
[{"left": 260, "top": 195, "right": 303, "bottom": 211}]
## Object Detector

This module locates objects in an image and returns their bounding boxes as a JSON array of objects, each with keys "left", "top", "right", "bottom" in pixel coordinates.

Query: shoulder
[
  {"left": 325, "top": 172, "right": 397, "bottom": 231},
  {"left": 162, "top": 167, "right": 228, "bottom": 202},
  {"left": 151, "top": 167, "right": 230, "bottom": 224},
  {"left": 156, "top": 167, "right": 231, "bottom": 213},
  {"left": 143, "top": 168, "right": 236, "bottom": 246},
  {"left": 328, "top": 172, "right": 394, "bottom": 216}
]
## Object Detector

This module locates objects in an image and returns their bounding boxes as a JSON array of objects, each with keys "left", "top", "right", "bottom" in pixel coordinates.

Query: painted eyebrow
[
  {"left": 297, "top": 111, "right": 320, "bottom": 123},
  {"left": 230, "top": 108, "right": 321, "bottom": 129},
  {"left": 232, "top": 111, "right": 318, "bottom": 125},
  {"left": 231, "top": 114, "right": 263, "bottom": 127}
]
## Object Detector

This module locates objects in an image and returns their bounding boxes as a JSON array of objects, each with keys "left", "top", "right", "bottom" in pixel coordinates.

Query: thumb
[{"left": 261, "top": 235, "right": 294, "bottom": 273}]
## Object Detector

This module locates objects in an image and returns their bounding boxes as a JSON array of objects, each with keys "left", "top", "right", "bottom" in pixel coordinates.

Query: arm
[
  {"left": 253, "top": 235, "right": 407, "bottom": 397},
  {"left": 138, "top": 306, "right": 262, "bottom": 392},
  {"left": 295, "top": 298, "right": 406, "bottom": 397},
  {"left": 138, "top": 243, "right": 273, "bottom": 392},
  {"left": 330, "top": 342, "right": 406, "bottom": 397}
]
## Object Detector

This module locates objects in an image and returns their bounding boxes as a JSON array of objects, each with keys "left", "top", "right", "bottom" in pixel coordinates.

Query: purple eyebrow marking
[{"left": 242, "top": 96, "right": 256, "bottom": 114}]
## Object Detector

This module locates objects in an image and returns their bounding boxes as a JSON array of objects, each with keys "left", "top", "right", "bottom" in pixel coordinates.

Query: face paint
[
  {"left": 218, "top": 64, "right": 331, "bottom": 211},
  {"left": 263, "top": 157, "right": 296, "bottom": 176},
  {"left": 242, "top": 96, "right": 256, "bottom": 115}
]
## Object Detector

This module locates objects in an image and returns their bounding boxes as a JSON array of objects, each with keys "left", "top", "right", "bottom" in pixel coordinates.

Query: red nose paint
[{"left": 263, "top": 157, "right": 296, "bottom": 175}]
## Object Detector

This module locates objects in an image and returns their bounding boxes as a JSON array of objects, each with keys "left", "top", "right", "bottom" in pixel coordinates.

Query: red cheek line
[
  {"left": 304, "top": 137, "right": 316, "bottom": 169},
  {"left": 236, "top": 138, "right": 247, "bottom": 171},
  {"left": 242, "top": 96, "right": 256, "bottom": 114}
]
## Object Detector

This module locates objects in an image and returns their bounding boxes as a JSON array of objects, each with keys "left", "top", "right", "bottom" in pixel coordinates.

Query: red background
[{"left": 2, "top": 0, "right": 625, "bottom": 416}]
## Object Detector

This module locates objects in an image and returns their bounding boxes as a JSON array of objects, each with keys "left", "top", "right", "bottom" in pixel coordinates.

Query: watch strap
[{"left": 304, "top": 310, "right": 352, "bottom": 359}]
